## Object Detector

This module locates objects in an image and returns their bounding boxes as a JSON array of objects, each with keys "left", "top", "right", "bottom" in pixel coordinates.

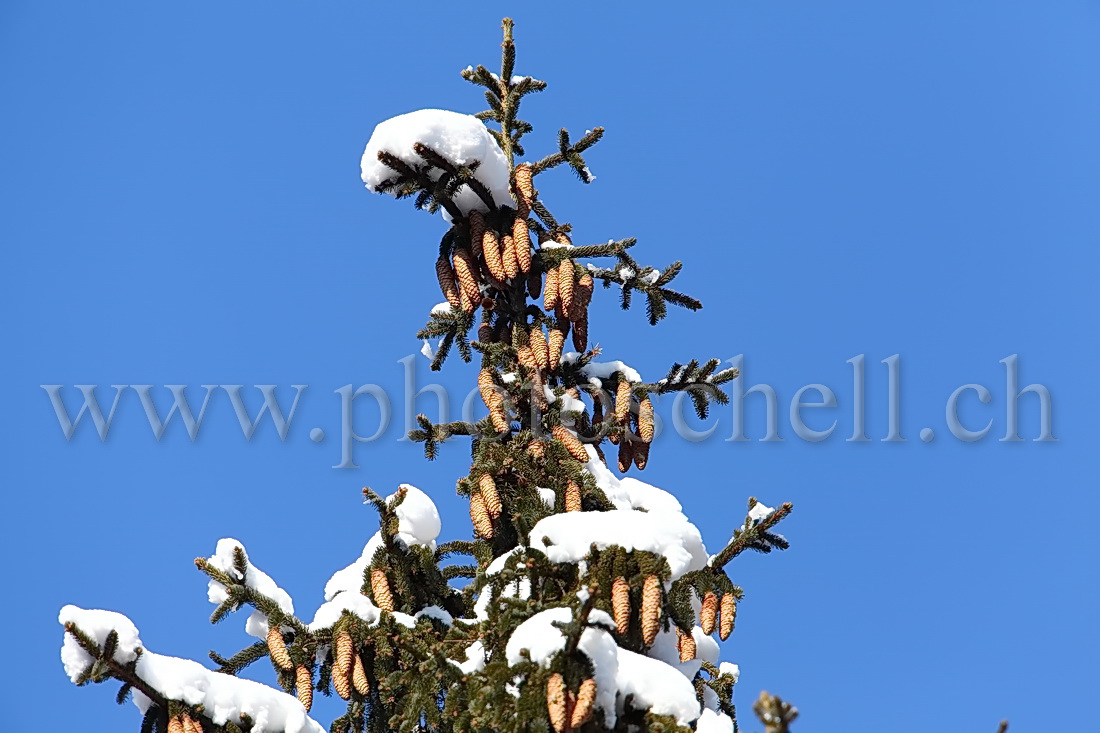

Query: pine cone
[
  {"left": 489, "top": 402, "right": 510, "bottom": 434},
  {"left": 478, "top": 320, "right": 493, "bottom": 343},
  {"left": 632, "top": 441, "right": 649, "bottom": 471},
  {"left": 543, "top": 267, "right": 560, "bottom": 311},
  {"left": 370, "top": 568, "right": 394, "bottom": 612},
  {"left": 719, "top": 593, "right": 736, "bottom": 641},
  {"left": 571, "top": 309, "right": 588, "bottom": 352},
  {"left": 352, "top": 652, "right": 370, "bottom": 696},
  {"left": 564, "top": 480, "right": 581, "bottom": 512},
  {"left": 267, "top": 625, "right": 293, "bottom": 671},
  {"left": 335, "top": 630, "right": 353, "bottom": 676},
  {"left": 527, "top": 440, "right": 546, "bottom": 460},
  {"left": 611, "top": 576, "right": 631, "bottom": 635},
  {"left": 452, "top": 249, "right": 480, "bottom": 313},
  {"left": 641, "top": 575, "right": 661, "bottom": 646},
  {"left": 185, "top": 713, "right": 205, "bottom": 733},
  {"left": 483, "top": 229, "right": 505, "bottom": 281},
  {"left": 571, "top": 678, "right": 597, "bottom": 728},
  {"left": 617, "top": 438, "right": 633, "bottom": 473},
  {"left": 296, "top": 665, "right": 313, "bottom": 712},
  {"left": 518, "top": 345, "right": 538, "bottom": 372},
  {"left": 678, "top": 628, "right": 697, "bottom": 662},
  {"left": 470, "top": 491, "right": 494, "bottom": 539},
  {"left": 527, "top": 267, "right": 543, "bottom": 300},
  {"left": 548, "top": 326, "right": 565, "bottom": 370},
  {"left": 168, "top": 716, "right": 185, "bottom": 733},
  {"left": 700, "top": 592, "right": 718, "bottom": 636},
  {"left": 615, "top": 379, "right": 632, "bottom": 422},
  {"left": 515, "top": 163, "right": 536, "bottom": 207},
  {"left": 332, "top": 664, "right": 351, "bottom": 700},
  {"left": 502, "top": 234, "right": 519, "bottom": 278},
  {"left": 546, "top": 673, "right": 568, "bottom": 733},
  {"left": 435, "top": 256, "right": 461, "bottom": 309},
  {"left": 479, "top": 473, "right": 502, "bottom": 519},
  {"left": 577, "top": 272, "right": 594, "bottom": 307},
  {"left": 469, "top": 210, "right": 486, "bottom": 260},
  {"left": 639, "top": 396, "right": 654, "bottom": 443},
  {"left": 530, "top": 327, "right": 549, "bottom": 371},
  {"left": 478, "top": 369, "right": 497, "bottom": 409},
  {"left": 552, "top": 425, "right": 589, "bottom": 462},
  {"left": 558, "top": 259, "right": 576, "bottom": 318},
  {"left": 514, "top": 214, "right": 532, "bottom": 273}
]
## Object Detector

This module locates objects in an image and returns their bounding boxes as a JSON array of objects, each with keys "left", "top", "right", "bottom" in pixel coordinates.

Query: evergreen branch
[
  {"left": 710, "top": 501, "right": 794, "bottom": 569},
  {"left": 530, "top": 127, "right": 605, "bottom": 177}
]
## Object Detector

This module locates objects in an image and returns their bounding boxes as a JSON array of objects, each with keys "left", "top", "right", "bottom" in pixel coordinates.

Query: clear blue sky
[{"left": 2, "top": 2, "right": 1097, "bottom": 731}]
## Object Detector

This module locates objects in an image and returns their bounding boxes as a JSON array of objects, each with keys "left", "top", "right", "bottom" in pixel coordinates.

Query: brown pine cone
[
  {"left": 335, "top": 630, "right": 353, "bottom": 676},
  {"left": 451, "top": 249, "right": 480, "bottom": 313},
  {"left": 352, "top": 652, "right": 370, "bottom": 696},
  {"left": 435, "top": 256, "right": 461, "bottom": 309},
  {"left": 611, "top": 576, "right": 631, "bottom": 635},
  {"left": 470, "top": 491, "right": 494, "bottom": 539},
  {"left": 332, "top": 664, "right": 351, "bottom": 700},
  {"left": 502, "top": 234, "right": 519, "bottom": 278},
  {"left": 479, "top": 473, "right": 502, "bottom": 519},
  {"left": 529, "top": 327, "right": 549, "bottom": 371},
  {"left": 515, "top": 163, "right": 536, "bottom": 207},
  {"left": 267, "top": 625, "right": 293, "bottom": 671},
  {"left": 641, "top": 575, "right": 662, "bottom": 646},
  {"left": 527, "top": 440, "right": 546, "bottom": 460},
  {"left": 478, "top": 369, "right": 497, "bottom": 409},
  {"left": 639, "top": 396, "right": 654, "bottom": 442},
  {"left": 552, "top": 425, "right": 589, "bottom": 462},
  {"left": 719, "top": 593, "right": 736, "bottom": 641},
  {"left": 543, "top": 267, "right": 560, "bottom": 311},
  {"left": 546, "top": 673, "right": 567, "bottom": 733},
  {"left": 617, "top": 438, "right": 633, "bottom": 473},
  {"left": 370, "top": 568, "right": 394, "bottom": 611},
  {"left": 483, "top": 229, "right": 505, "bottom": 281},
  {"left": 632, "top": 441, "right": 649, "bottom": 471},
  {"left": 518, "top": 345, "right": 538, "bottom": 372},
  {"left": 615, "top": 379, "right": 632, "bottom": 422},
  {"left": 469, "top": 210, "right": 485, "bottom": 260},
  {"left": 678, "top": 628, "right": 697, "bottom": 662},
  {"left": 571, "top": 310, "right": 588, "bottom": 352},
  {"left": 548, "top": 326, "right": 565, "bottom": 370},
  {"left": 700, "top": 592, "right": 718, "bottom": 636},
  {"left": 489, "top": 402, "right": 510, "bottom": 434},
  {"left": 577, "top": 272, "right": 594, "bottom": 307},
  {"left": 296, "top": 665, "right": 313, "bottom": 712},
  {"left": 558, "top": 259, "right": 576, "bottom": 318},
  {"left": 514, "top": 213, "right": 532, "bottom": 273},
  {"left": 526, "top": 267, "right": 543, "bottom": 300},
  {"left": 564, "top": 480, "right": 581, "bottom": 512},
  {"left": 571, "top": 678, "right": 597, "bottom": 728}
]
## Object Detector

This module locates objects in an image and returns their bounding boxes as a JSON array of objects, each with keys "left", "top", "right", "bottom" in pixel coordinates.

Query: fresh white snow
[{"left": 204, "top": 539, "right": 294, "bottom": 639}]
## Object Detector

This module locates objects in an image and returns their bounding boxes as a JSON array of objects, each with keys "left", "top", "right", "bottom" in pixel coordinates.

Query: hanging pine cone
[
  {"left": 335, "top": 630, "right": 353, "bottom": 676},
  {"left": 266, "top": 625, "right": 293, "bottom": 671},
  {"left": 615, "top": 379, "right": 632, "bottom": 422},
  {"left": 518, "top": 345, "right": 538, "bottom": 372},
  {"left": 478, "top": 318, "right": 493, "bottom": 343},
  {"left": 351, "top": 652, "right": 370, "bottom": 696},
  {"left": 514, "top": 213, "right": 532, "bottom": 273},
  {"left": 452, "top": 249, "right": 480, "bottom": 313},
  {"left": 571, "top": 310, "right": 588, "bottom": 352},
  {"left": 571, "top": 678, "right": 597, "bottom": 728},
  {"left": 296, "top": 665, "right": 313, "bottom": 712},
  {"left": 577, "top": 272, "right": 594, "bottom": 307},
  {"left": 678, "top": 628, "right": 697, "bottom": 662},
  {"left": 632, "top": 441, "right": 649, "bottom": 471},
  {"left": 186, "top": 713, "right": 206, "bottom": 733},
  {"left": 527, "top": 439, "right": 546, "bottom": 460},
  {"left": 527, "top": 267, "right": 542, "bottom": 299},
  {"left": 479, "top": 473, "right": 502, "bottom": 519},
  {"left": 617, "top": 438, "right": 633, "bottom": 474},
  {"left": 719, "top": 593, "right": 736, "bottom": 641},
  {"left": 168, "top": 716, "right": 185, "bottom": 733},
  {"left": 564, "top": 480, "right": 582, "bottom": 512},
  {"left": 546, "top": 673, "right": 568, "bottom": 733},
  {"left": 639, "top": 396, "right": 654, "bottom": 443},
  {"left": 469, "top": 210, "right": 485, "bottom": 260},
  {"left": 558, "top": 259, "right": 576, "bottom": 318},
  {"left": 543, "top": 267, "right": 560, "bottom": 311},
  {"left": 489, "top": 402, "right": 510, "bottom": 433},
  {"left": 552, "top": 425, "right": 589, "bottom": 462},
  {"left": 483, "top": 229, "right": 505, "bottom": 281},
  {"left": 435, "top": 256, "right": 461, "bottom": 309},
  {"left": 332, "top": 664, "right": 351, "bottom": 700},
  {"left": 548, "top": 325, "right": 565, "bottom": 370},
  {"left": 502, "top": 234, "right": 519, "bottom": 278},
  {"left": 530, "top": 327, "right": 549, "bottom": 371},
  {"left": 641, "top": 575, "right": 662, "bottom": 646},
  {"left": 470, "top": 491, "right": 494, "bottom": 539},
  {"left": 370, "top": 568, "right": 394, "bottom": 612},
  {"left": 612, "top": 576, "right": 631, "bottom": 635},
  {"left": 515, "top": 163, "right": 536, "bottom": 207},
  {"left": 478, "top": 369, "right": 497, "bottom": 409},
  {"left": 700, "top": 592, "right": 718, "bottom": 636}
]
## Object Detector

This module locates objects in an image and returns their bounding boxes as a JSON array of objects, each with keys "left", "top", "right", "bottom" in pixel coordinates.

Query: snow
[
  {"left": 454, "top": 640, "right": 487, "bottom": 674},
  {"left": 536, "top": 487, "right": 556, "bottom": 509},
  {"left": 204, "top": 539, "right": 294, "bottom": 639},
  {"left": 719, "top": 662, "right": 740, "bottom": 683},
  {"left": 361, "top": 109, "right": 511, "bottom": 221},
  {"left": 561, "top": 352, "right": 642, "bottom": 383},
  {"left": 60, "top": 606, "right": 324, "bottom": 733},
  {"left": 431, "top": 302, "right": 453, "bottom": 315},
  {"left": 614, "top": 647, "right": 701, "bottom": 726},
  {"left": 308, "top": 590, "right": 381, "bottom": 630},
  {"left": 415, "top": 605, "right": 454, "bottom": 626},
  {"left": 748, "top": 501, "right": 774, "bottom": 522},
  {"left": 472, "top": 547, "right": 530, "bottom": 621},
  {"left": 697, "top": 709, "right": 735, "bottom": 733},
  {"left": 322, "top": 485, "right": 441, "bottom": 601},
  {"left": 420, "top": 340, "right": 435, "bottom": 359},
  {"left": 528, "top": 509, "right": 707, "bottom": 581}
]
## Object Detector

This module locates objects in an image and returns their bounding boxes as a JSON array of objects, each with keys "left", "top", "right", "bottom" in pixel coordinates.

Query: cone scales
[
  {"left": 611, "top": 577, "right": 631, "bottom": 635},
  {"left": 479, "top": 473, "right": 502, "bottom": 518},
  {"left": 564, "top": 480, "right": 581, "bottom": 512},
  {"left": 558, "top": 259, "right": 575, "bottom": 318},
  {"left": 572, "top": 311, "right": 588, "bottom": 352},
  {"left": 678, "top": 628, "right": 697, "bottom": 662},
  {"left": 502, "top": 234, "right": 519, "bottom": 278},
  {"left": 435, "top": 257, "right": 460, "bottom": 309},
  {"left": 615, "top": 379, "right": 631, "bottom": 422},
  {"left": 470, "top": 491, "right": 494, "bottom": 539},
  {"left": 168, "top": 717, "right": 185, "bottom": 733},
  {"left": 544, "top": 268, "right": 560, "bottom": 311},
  {"left": 370, "top": 568, "right": 394, "bottom": 612},
  {"left": 641, "top": 575, "right": 661, "bottom": 646},
  {"left": 352, "top": 652, "right": 370, "bottom": 696},
  {"left": 529, "top": 327, "right": 549, "bottom": 371},
  {"left": 552, "top": 425, "right": 589, "bottom": 462},
  {"left": 700, "top": 592, "right": 718, "bottom": 636},
  {"left": 546, "top": 673, "right": 568, "bottom": 733},
  {"left": 571, "top": 678, "right": 597, "bottom": 728},
  {"left": 452, "top": 249, "right": 480, "bottom": 313},
  {"left": 267, "top": 625, "right": 292, "bottom": 670},
  {"left": 720, "top": 593, "right": 736, "bottom": 641},
  {"left": 469, "top": 210, "right": 486, "bottom": 260},
  {"left": 514, "top": 213, "right": 532, "bottom": 273},
  {"left": 183, "top": 714, "right": 205, "bottom": 733},
  {"left": 296, "top": 665, "right": 313, "bottom": 712},
  {"left": 548, "top": 326, "right": 565, "bottom": 371},
  {"left": 617, "top": 438, "right": 633, "bottom": 474},
  {"left": 483, "top": 229, "right": 505, "bottom": 281},
  {"left": 639, "top": 397, "right": 654, "bottom": 443},
  {"left": 332, "top": 664, "right": 351, "bottom": 700},
  {"left": 515, "top": 164, "right": 535, "bottom": 207},
  {"left": 527, "top": 440, "right": 546, "bottom": 460}
]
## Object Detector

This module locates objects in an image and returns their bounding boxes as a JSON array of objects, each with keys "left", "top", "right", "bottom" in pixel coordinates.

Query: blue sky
[{"left": 2, "top": 2, "right": 1097, "bottom": 731}]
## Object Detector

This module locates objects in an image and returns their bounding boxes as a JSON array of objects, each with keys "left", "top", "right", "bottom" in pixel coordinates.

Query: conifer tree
[{"left": 59, "top": 19, "right": 794, "bottom": 733}]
